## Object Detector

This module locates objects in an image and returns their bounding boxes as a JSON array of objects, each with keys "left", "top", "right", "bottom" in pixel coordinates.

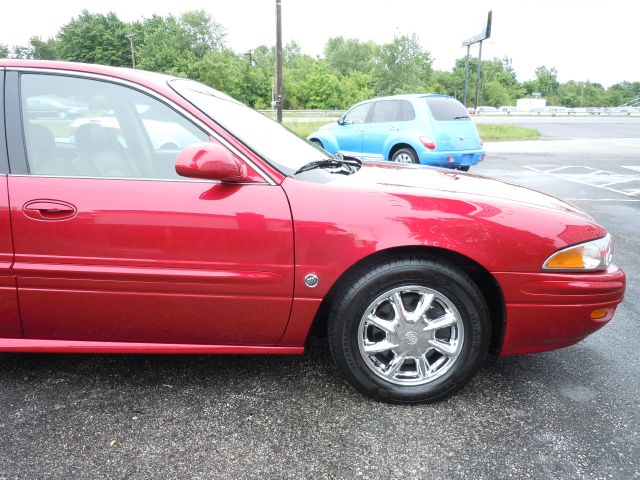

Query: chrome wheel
[
  {"left": 393, "top": 152, "right": 414, "bottom": 164},
  {"left": 357, "top": 285, "right": 464, "bottom": 386}
]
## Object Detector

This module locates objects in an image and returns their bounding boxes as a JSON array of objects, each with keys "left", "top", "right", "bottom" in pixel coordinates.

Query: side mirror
[
  {"left": 337, "top": 115, "right": 346, "bottom": 125},
  {"left": 175, "top": 142, "right": 248, "bottom": 182}
]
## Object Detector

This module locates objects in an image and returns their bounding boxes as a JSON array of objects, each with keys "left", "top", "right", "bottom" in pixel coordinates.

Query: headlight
[{"left": 542, "top": 234, "right": 613, "bottom": 272}]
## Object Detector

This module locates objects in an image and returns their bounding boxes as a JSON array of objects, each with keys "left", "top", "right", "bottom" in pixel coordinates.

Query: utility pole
[
  {"left": 474, "top": 40, "right": 483, "bottom": 110},
  {"left": 244, "top": 49, "right": 253, "bottom": 66},
  {"left": 126, "top": 32, "right": 137, "bottom": 69},
  {"left": 275, "top": 0, "right": 283, "bottom": 123}
]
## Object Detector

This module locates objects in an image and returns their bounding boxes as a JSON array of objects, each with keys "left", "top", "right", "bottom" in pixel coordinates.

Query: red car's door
[
  {"left": 5, "top": 71, "right": 294, "bottom": 345},
  {"left": 0, "top": 70, "right": 22, "bottom": 339}
]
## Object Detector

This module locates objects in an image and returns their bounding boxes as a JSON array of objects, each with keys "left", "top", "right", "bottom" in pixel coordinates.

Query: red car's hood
[{"left": 341, "top": 161, "right": 591, "bottom": 219}]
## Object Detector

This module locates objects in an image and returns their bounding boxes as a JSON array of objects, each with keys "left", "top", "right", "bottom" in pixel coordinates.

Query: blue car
[{"left": 308, "top": 94, "right": 485, "bottom": 171}]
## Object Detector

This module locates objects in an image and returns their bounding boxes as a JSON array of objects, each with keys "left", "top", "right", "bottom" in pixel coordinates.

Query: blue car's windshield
[{"left": 169, "top": 79, "right": 326, "bottom": 176}]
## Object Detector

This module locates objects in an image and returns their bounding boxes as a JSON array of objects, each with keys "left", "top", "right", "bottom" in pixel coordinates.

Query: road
[
  {"left": 475, "top": 115, "right": 640, "bottom": 140},
  {"left": 0, "top": 123, "right": 639, "bottom": 479}
]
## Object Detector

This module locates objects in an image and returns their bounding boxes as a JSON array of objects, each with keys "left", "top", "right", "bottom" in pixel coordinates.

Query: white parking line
[
  {"left": 544, "top": 166, "right": 583, "bottom": 173},
  {"left": 525, "top": 165, "right": 640, "bottom": 197},
  {"left": 599, "top": 178, "right": 640, "bottom": 188},
  {"left": 565, "top": 198, "right": 640, "bottom": 202},
  {"left": 573, "top": 170, "right": 607, "bottom": 177}
]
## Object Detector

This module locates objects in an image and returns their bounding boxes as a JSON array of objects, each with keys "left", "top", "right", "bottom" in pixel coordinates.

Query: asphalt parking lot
[
  {"left": 476, "top": 115, "right": 640, "bottom": 140},
  {"left": 1, "top": 120, "right": 639, "bottom": 479}
]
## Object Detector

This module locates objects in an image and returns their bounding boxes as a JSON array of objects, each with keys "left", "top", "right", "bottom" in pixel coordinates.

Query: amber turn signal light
[{"left": 590, "top": 308, "right": 609, "bottom": 320}]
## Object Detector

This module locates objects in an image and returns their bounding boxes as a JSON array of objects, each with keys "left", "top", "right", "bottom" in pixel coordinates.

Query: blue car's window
[
  {"left": 370, "top": 100, "right": 401, "bottom": 123},
  {"left": 424, "top": 97, "right": 470, "bottom": 121},
  {"left": 400, "top": 101, "right": 416, "bottom": 121},
  {"left": 344, "top": 103, "right": 371, "bottom": 124},
  {"left": 369, "top": 100, "right": 415, "bottom": 123}
]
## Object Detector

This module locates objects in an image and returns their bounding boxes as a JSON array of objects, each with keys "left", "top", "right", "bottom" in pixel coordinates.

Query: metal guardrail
[
  {"left": 258, "top": 110, "right": 344, "bottom": 117},
  {"left": 259, "top": 109, "right": 640, "bottom": 120},
  {"left": 258, "top": 110, "right": 341, "bottom": 122},
  {"left": 475, "top": 111, "right": 640, "bottom": 117}
]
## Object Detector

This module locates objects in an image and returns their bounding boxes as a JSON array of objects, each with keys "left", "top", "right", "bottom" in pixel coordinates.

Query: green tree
[
  {"left": 522, "top": 65, "right": 560, "bottom": 103},
  {"left": 136, "top": 11, "right": 225, "bottom": 77},
  {"left": 557, "top": 81, "right": 582, "bottom": 107},
  {"left": 556, "top": 80, "right": 605, "bottom": 107},
  {"left": 0, "top": 44, "right": 8, "bottom": 58},
  {"left": 443, "top": 57, "right": 482, "bottom": 103},
  {"left": 243, "top": 45, "right": 276, "bottom": 108},
  {"left": 440, "top": 56, "right": 523, "bottom": 106},
  {"left": 375, "top": 34, "right": 432, "bottom": 95},
  {"left": 580, "top": 82, "right": 606, "bottom": 107},
  {"left": 282, "top": 41, "right": 316, "bottom": 109},
  {"left": 431, "top": 67, "right": 465, "bottom": 100},
  {"left": 481, "top": 80, "right": 512, "bottom": 106},
  {"left": 195, "top": 49, "right": 244, "bottom": 100},
  {"left": 179, "top": 10, "right": 225, "bottom": 59},
  {"left": 29, "top": 36, "right": 60, "bottom": 60},
  {"left": 299, "top": 61, "right": 341, "bottom": 109},
  {"left": 605, "top": 81, "right": 640, "bottom": 107},
  {"left": 478, "top": 58, "right": 522, "bottom": 106},
  {"left": 324, "top": 37, "right": 379, "bottom": 75},
  {"left": 11, "top": 45, "right": 33, "bottom": 59},
  {"left": 57, "top": 10, "right": 130, "bottom": 66},
  {"left": 136, "top": 15, "right": 197, "bottom": 75},
  {"left": 337, "top": 71, "right": 375, "bottom": 108}
]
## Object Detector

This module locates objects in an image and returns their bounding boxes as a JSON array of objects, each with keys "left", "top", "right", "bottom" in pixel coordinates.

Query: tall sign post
[
  {"left": 463, "top": 44, "right": 470, "bottom": 106},
  {"left": 462, "top": 10, "right": 492, "bottom": 110},
  {"left": 275, "top": 0, "right": 283, "bottom": 123},
  {"left": 474, "top": 40, "right": 483, "bottom": 110}
]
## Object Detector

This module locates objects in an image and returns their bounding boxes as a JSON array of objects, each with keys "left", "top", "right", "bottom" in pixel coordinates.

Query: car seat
[
  {"left": 25, "top": 124, "right": 69, "bottom": 175},
  {"left": 74, "top": 123, "right": 136, "bottom": 178}
]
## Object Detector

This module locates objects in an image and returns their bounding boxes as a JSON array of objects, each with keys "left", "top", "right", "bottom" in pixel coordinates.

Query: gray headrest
[
  {"left": 75, "top": 123, "right": 118, "bottom": 154},
  {"left": 28, "top": 124, "right": 55, "bottom": 157}
]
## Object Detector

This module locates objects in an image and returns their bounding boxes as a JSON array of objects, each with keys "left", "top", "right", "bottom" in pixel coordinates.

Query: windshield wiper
[
  {"left": 294, "top": 153, "right": 362, "bottom": 175},
  {"left": 452, "top": 115, "right": 469, "bottom": 120}
]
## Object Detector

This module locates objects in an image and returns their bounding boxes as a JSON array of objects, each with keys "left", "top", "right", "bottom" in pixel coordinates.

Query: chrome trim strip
[
  {"left": 7, "top": 173, "right": 268, "bottom": 185},
  {"left": 7, "top": 67, "right": 277, "bottom": 186}
]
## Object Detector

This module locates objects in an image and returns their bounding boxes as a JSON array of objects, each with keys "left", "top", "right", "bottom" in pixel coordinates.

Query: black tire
[
  {"left": 328, "top": 256, "right": 490, "bottom": 404},
  {"left": 458, "top": 166, "right": 470, "bottom": 172},
  {"left": 310, "top": 139, "right": 324, "bottom": 148},
  {"left": 391, "top": 147, "right": 418, "bottom": 164}
]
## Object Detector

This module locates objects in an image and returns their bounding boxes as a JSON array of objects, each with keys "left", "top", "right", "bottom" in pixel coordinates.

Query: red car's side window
[{"left": 20, "top": 74, "right": 209, "bottom": 180}]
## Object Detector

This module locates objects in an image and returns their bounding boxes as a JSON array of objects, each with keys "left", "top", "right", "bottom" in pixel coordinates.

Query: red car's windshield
[{"left": 169, "top": 79, "right": 326, "bottom": 176}]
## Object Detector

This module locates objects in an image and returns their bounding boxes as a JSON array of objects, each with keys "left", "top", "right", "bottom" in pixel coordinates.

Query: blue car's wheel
[
  {"left": 310, "top": 139, "right": 324, "bottom": 148},
  {"left": 391, "top": 148, "right": 418, "bottom": 164}
]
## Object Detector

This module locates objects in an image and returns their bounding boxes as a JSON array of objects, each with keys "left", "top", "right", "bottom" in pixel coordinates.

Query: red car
[{"left": 0, "top": 60, "right": 625, "bottom": 403}]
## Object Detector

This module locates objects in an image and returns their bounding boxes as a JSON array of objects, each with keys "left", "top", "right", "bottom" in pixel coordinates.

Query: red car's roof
[
  {"left": 0, "top": 59, "right": 287, "bottom": 183},
  {"left": 0, "top": 59, "right": 173, "bottom": 88}
]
